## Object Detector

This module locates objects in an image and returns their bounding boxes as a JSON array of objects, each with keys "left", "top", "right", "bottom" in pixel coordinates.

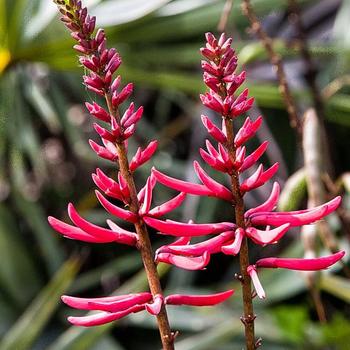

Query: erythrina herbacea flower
[
  {"left": 50, "top": 2, "right": 233, "bottom": 350},
  {"left": 147, "top": 32, "right": 345, "bottom": 348},
  {"left": 50, "top": 2, "right": 345, "bottom": 348}
]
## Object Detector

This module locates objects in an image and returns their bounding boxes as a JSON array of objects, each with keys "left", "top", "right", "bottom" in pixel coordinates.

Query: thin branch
[
  {"left": 218, "top": 0, "right": 234, "bottom": 33},
  {"left": 241, "top": 0, "right": 302, "bottom": 140}
]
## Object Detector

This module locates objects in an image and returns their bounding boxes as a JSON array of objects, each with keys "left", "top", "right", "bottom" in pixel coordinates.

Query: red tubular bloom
[
  {"left": 255, "top": 251, "right": 345, "bottom": 270},
  {"left": 155, "top": 251, "right": 211, "bottom": 270},
  {"left": 144, "top": 217, "right": 234, "bottom": 237},
  {"left": 165, "top": 290, "right": 234, "bottom": 306}
]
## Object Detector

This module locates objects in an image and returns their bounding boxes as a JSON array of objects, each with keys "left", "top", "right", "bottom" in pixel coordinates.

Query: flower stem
[
  {"left": 105, "top": 95, "right": 174, "bottom": 350},
  {"left": 224, "top": 117, "right": 256, "bottom": 350}
]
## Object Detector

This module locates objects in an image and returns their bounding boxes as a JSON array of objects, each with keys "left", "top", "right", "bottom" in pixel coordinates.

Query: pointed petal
[
  {"left": 67, "top": 304, "right": 144, "bottom": 327},
  {"left": 87, "top": 293, "right": 152, "bottom": 312},
  {"left": 240, "top": 141, "right": 268, "bottom": 172},
  {"left": 148, "top": 192, "right": 186, "bottom": 217},
  {"left": 152, "top": 168, "right": 214, "bottom": 196},
  {"left": 48, "top": 216, "right": 113, "bottom": 243},
  {"left": 245, "top": 182, "right": 280, "bottom": 218},
  {"left": 256, "top": 251, "right": 345, "bottom": 270},
  {"left": 67, "top": 204, "right": 137, "bottom": 246},
  {"left": 249, "top": 196, "right": 341, "bottom": 227},
  {"left": 61, "top": 293, "right": 151, "bottom": 311},
  {"left": 144, "top": 217, "right": 234, "bottom": 237},
  {"left": 95, "top": 191, "right": 138, "bottom": 223},
  {"left": 165, "top": 290, "right": 234, "bottom": 306},
  {"left": 221, "top": 228, "right": 245, "bottom": 255},
  {"left": 245, "top": 224, "right": 290, "bottom": 245},
  {"left": 193, "top": 161, "right": 233, "bottom": 201},
  {"left": 167, "top": 231, "right": 235, "bottom": 256},
  {"left": 156, "top": 251, "right": 210, "bottom": 270},
  {"left": 247, "top": 266, "right": 265, "bottom": 299},
  {"left": 145, "top": 294, "right": 164, "bottom": 315},
  {"left": 201, "top": 115, "right": 227, "bottom": 143},
  {"left": 139, "top": 176, "right": 155, "bottom": 215}
]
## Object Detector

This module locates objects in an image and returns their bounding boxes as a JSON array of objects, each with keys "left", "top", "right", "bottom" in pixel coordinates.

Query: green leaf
[
  {"left": 0, "top": 257, "right": 81, "bottom": 350},
  {"left": 319, "top": 274, "right": 350, "bottom": 302},
  {"left": 0, "top": 203, "right": 41, "bottom": 306},
  {"left": 278, "top": 168, "right": 307, "bottom": 211}
]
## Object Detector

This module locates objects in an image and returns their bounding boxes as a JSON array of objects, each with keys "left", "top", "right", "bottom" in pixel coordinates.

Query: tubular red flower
[
  {"left": 163, "top": 231, "right": 235, "bottom": 256},
  {"left": 62, "top": 292, "right": 152, "bottom": 311},
  {"left": 95, "top": 190, "right": 138, "bottom": 223},
  {"left": 148, "top": 192, "right": 187, "bottom": 217},
  {"left": 129, "top": 140, "right": 158, "bottom": 172},
  {"left": 165, "top": 290, "right": 234, "bottom": 306},
  {"left": 247, "top": 266, "right": 265, "bottom": 299},
  {"left": 152, "top": 167, "right": 214, "bottom": 197},
  {"left": 248, "top": 196, "right": 341, "bottom": 227},
  {"left": 89, "top": 139, "right": 118, "bottom": 161},
  {"left": 155, "top": 251, "right": 210, "bottom": 270},
  {"left": 145, "top": 294, "right": 164, "bottom": 315},
  {"left": 144, "top": 217, "right": 234, "bottom": 237},
  {"left": 244, "top": 182, "right": 280, "bottom": 217},
  {"left": 67, "top": 203, "right": 137, "bottom": 245},
  {"left": 221, "top": 227, "right": 245, "bottom": 256},
  {"left": 67, "top": 304, "right": 145, "bottom": 327},
  {"left": 239, "top": 141, "right": 269, "bottom": 172},
  {"left": 255, "top": 251, "right": 345, "bottom": 270},
  {"left": 193, "top": 161, "right": 233, "bottom": 201},
  {"left": 201, "top": 115, "right": 227, "bottom": 144},
  {"left": 245, "top": 224, "right": 290, "bottom": 245},
  {"left": 234, "top": 116, "right": 262, "bottom": 147}
]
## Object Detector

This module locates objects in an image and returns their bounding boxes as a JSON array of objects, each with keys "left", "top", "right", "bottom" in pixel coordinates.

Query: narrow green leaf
[
  {"left": 278, "top": 168, "right": 307, "bottom": 212},
  {"left": 320, "top": 274, "right": 350, "bottom": 303},
  {"left": 0, "top": 257, "right": 81, "bottom": 350}
]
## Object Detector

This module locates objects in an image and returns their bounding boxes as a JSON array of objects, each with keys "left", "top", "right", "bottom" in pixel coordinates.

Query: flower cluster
[
  {"left": 50, "top": 0, "right": 232, "bottom": 329},
  {"left": 148, "top": 32, "right": 344, "bottom": 298}
]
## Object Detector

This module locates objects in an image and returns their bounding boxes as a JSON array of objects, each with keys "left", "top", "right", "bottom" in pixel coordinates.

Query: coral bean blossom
[
  {"left": 151, "top": 32, "right": 345, "bottom": 348},
  {"left": 50, "top": 2, "right": 233, "bottom": 350}
]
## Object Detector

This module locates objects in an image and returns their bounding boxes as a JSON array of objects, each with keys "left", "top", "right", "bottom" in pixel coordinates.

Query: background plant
[{"left": 0, "top": 1, "right": 349, "bottom": 349}]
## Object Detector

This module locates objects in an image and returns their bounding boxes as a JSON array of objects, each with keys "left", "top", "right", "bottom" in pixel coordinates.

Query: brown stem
[
  {"left": 105, "top": 95, "right": 174, "bottom": 350},
  {"left": 218, "top": 0, "right": 234, "bottom": 33},
  {"left": 225, "top": 117, "right": 255, "bottom": 350},
  {"left": 241, "top": 0, "right": 302, "bottom": 140}
]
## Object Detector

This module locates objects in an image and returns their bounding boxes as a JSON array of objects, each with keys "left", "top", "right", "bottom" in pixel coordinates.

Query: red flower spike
[
  {"left": 221, "top": 228, "right": 245, "bottom": 256},
  {"left": 145, "top": 294, "right": 164, "bottom": 315},
  {"left": 144, "top": 216, "right": 234, "bottom": 237},
  {"left": 256, "top": 251, "right": 345, "bottom": 270},
  {"left": 95, "top": 190, "right": 138, "bottom": 223},
  {"left": 155, "top": 251, "right": 210, "bottom": 270},
  {"left": 247, "top": 266, "right": 265, "bottom": 299},
  {"left": 165, "top": 289, "right": 234, "bottom": 306}
]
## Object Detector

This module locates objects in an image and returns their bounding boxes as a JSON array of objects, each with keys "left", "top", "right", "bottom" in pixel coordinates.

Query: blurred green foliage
[{"left": 0, "top": 0, "right": 349, "bottom": 349}]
